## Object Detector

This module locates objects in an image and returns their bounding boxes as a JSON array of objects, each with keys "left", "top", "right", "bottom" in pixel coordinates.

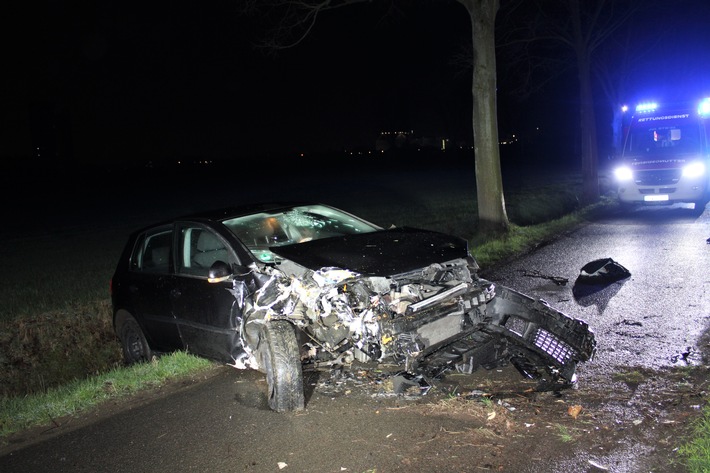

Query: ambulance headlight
[
  {"left": 682, "top": 161, "right": 706, "bottom": 178},
  {"left": 613, "top": 165, "right": 633, "bottom": 181}
]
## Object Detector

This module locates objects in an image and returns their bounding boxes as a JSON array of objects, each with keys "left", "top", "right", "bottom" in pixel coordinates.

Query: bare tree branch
[{"left": 243, "top": 0, "right": 383, "bottom": 50}]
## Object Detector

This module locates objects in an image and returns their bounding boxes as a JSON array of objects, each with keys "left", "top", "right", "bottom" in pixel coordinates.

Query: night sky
[
  {"left": 2, "top": 1, "right": 709, "bottom": 170},
  {"left": 2, "top": 1, "right": 473, "bottom": 168}
]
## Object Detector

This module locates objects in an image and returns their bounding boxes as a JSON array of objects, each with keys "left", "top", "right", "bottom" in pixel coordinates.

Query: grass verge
[
  {"left": 0, "top": 351, "right": 215, "bottom": 438},
  {"left": 680, "top": 406, "right": 710, "bottom": 473}
]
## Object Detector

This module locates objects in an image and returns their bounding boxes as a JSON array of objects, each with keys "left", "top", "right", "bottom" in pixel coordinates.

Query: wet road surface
[{"left": 481, "top": 203, "right": 710, "bottom": 375}]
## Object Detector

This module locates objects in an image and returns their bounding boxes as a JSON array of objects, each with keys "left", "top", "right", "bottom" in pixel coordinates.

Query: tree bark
[
  {"left": 459, "top": 0, "right": 509, "bottom": 234},
  {"left": 570, "top": 0, "right": 600, "bottom": 203}
]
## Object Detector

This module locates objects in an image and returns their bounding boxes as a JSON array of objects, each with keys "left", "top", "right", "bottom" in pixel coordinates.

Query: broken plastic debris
[
  {"left": 520, "top": 269, "right": 568, "bottom": 286},
  {"left": 671, "top": 346, "right": 693, "bottom": 363},
  {"left": 573, "top": 258, "right": 631, "bottom": 303},
  {"left": 577, "top": 258, "right": 630, "bottom": 285},
  {"left": 497, "top": 400, "right": 515, "bottom": 411},
  {"left": 277, "top": 462, "right": 288, "bottom": 469},
  {"left": 391, "top": 372, "right": 431, "bottom": 395},
  {"left": 587, "top": 459, "right": 609, "bottom": 471}
]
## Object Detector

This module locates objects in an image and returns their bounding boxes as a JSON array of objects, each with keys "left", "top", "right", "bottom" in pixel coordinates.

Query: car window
[
  {"left": 177, "top": 225, "right": 236, "bottom": 277},
  {"left": 130, "top": 228, "right": 172, "bottom": 273},
  {"left": 223, "top": 205, "right": 380, "bottom": 247},
  {"left": 222, "top": 205, "right": 381, "bottom": 263}
]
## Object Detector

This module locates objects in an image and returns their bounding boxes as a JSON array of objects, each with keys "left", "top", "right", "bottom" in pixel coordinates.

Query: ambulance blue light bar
[{"left": 635, "top": 102, "right": 658, "bottom": 113}]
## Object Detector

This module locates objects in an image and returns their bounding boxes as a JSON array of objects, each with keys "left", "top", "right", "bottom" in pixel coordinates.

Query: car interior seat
[
  {"left": 193, "top": 231, "right": 229, "bottom": 268},
  {"left": 148, "top": 246, "right": 169, "bottom": 269}
]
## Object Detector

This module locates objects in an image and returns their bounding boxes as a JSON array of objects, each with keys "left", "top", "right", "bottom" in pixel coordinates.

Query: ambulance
[{"left": 613, "top": 97, "right": 710, "bottom": 208}]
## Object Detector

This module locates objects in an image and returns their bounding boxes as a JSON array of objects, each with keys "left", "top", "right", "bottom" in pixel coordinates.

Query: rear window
[{"left": 130, "top": 228, "right": 172, "bottom": 272}]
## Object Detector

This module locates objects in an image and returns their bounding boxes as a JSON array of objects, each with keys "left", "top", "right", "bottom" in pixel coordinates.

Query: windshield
[
  {"left": 625, "top": 116, "right": 702, "bottom": 157},
  {"left": 222, "top": 204, "right": 381, "bottom": 262}
]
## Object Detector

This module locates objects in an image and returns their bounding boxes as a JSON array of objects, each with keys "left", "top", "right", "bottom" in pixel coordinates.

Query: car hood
[{"left": 269, "top": 227, "right": 470, "bottom": 276}]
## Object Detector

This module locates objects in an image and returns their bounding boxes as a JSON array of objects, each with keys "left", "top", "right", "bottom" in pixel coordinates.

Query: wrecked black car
[{"left": 110, "top": 202, "right": 596, "bottom": 412}]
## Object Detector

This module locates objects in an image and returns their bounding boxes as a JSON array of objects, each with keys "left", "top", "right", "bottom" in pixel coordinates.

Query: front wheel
[
  {"left": 259, "top": 320, "right": 305, "bottom": 412},
  {"left": 116, "top": 313, "right": 152, "bottom": 364}
]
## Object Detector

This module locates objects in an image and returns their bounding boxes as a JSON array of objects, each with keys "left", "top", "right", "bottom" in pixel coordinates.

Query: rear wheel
[
  {"left": 117, "top": 314, "right": 152, "bottom": 364},
  {"left": 259, "top": 320, "right": 305, "bottom": 412}
]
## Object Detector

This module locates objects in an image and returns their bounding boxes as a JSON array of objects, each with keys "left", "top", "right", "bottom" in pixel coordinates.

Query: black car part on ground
[
  {"left": 572, "top": 258, "right": 631, "bottom": 302},
  {"left": 576, "top": 258, "right": 631, "bottom": 285}
]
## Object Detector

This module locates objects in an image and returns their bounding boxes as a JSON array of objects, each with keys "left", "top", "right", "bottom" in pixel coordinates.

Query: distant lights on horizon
[
  {"left": 499, "top": 133, "right": 518, "bottom": 146},
  {"left": 380, "top": 130, "right": 414, "bottom": 136},
  {"left": 347, "top": 150, "right": 374, "bottom": 156}
]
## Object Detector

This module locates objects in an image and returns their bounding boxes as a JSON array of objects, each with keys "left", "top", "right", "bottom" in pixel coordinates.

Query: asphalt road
[
  {"left": 481, "top": 202, "right": 710, "bottom": 376},
  {"left": 2, "top": 202, "right": 709, "bottom": 473}
]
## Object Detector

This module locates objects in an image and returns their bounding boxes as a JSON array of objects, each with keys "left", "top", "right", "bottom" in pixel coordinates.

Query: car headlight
[
  {"left": 613, "top": 165, "right": 633, "bottom": 181},
  {"left": 682, "top": 161, "right": 706, "bottom": 178}
]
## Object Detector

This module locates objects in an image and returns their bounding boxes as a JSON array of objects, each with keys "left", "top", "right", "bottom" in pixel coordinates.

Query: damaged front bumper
[
  {"left": 382, "top": 282, "right": 596, "bottom": 387},
  {"left": 242, "top": 257, "right": 596, "bottom": 390}
]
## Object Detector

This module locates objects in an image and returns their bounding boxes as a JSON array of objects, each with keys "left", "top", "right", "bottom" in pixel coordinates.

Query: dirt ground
[{"left": 295, "top": 356, "right": 709, "bottom": 473}]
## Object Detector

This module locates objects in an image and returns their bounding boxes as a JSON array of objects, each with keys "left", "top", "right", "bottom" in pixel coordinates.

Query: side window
[
  {"left": 130, "top": 228, "right": 172, "bottom": 273},
  {"left": 178, "top": 225, "right": 236, "bottom": 277}
]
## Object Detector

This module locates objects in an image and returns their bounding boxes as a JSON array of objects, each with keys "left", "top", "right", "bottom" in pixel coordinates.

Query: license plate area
[{"left": 644, "top": 194, "right": 669, "bottom": 202}]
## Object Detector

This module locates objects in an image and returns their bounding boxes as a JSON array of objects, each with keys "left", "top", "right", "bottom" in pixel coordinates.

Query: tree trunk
[
  {"left": 460, "top": 0, "right": 509, "bottom": 235},
  {"left": 571, "top": 0, "right": 600, "bottom": 204}
]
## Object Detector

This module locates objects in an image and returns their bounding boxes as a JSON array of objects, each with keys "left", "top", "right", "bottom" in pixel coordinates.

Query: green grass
[
  {"left": 0, "top": 229, "right": 125, "bottom": 321},
  {"left": 0, "top": 351, "right": 215, "bottom": 438},
  {"left": 479, "top": 396, "right": 494, "bottom": 408},
  {"left": 554, "top": 424, "right": 575, "bottom": 443},
  {"left": 679, "top": 406, "right": 710, "bottom": 472}
]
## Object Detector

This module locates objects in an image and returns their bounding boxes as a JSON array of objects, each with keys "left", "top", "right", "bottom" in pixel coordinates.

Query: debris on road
[
  {"left": 575, "top": 258, "right": 630, "bottom": 285},
  {"left": 519, "top": 269, "right": 569, "bottom": 286}
]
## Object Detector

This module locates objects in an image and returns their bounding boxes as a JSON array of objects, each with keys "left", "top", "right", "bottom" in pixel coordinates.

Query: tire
[
  {"left": 259, "top": 320, "right": 305, "bottom": 412},
  {"left": 117, "top": 314, "right": 152, "bottom": 364}
]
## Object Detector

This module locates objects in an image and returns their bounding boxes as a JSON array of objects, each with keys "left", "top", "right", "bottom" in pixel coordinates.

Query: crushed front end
[{"left": 239, "top": 253, "right": 595, "bottom": 389}]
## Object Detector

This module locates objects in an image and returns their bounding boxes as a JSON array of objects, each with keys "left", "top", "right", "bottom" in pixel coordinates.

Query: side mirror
[{"left": 207, "top": 260, "right": 233, "bottom": 283}]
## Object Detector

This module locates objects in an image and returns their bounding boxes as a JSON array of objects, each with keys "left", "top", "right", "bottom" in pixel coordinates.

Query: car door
[
  {"left": 171, "top": 223, "right": 247, "bottom": 362},
  {"left": 125, "top": 225, "right": 184, "bottom": 352}
]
